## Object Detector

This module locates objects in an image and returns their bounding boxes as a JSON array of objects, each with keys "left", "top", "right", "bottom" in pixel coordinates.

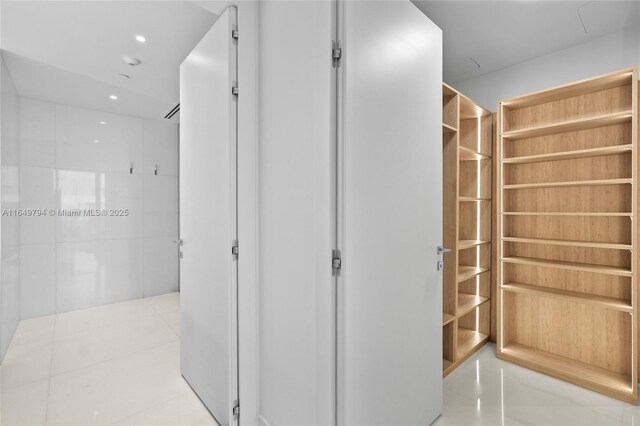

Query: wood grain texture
[
  {"left": 497, "top": 68, "right": 638, "bottom": 403},
  {"left": 442, "top": 83, "right": 494, "bottom": 376}
]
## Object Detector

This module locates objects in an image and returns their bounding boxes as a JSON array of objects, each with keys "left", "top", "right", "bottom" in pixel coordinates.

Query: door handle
[
  {"left": 172, "top": 239, "right": 184, "bottom": 246},
  {"left": 437, "top": 245, "right": 452, "bottom": 255}
]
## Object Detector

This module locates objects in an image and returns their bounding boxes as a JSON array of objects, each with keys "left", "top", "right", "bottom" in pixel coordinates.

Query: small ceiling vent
[{"left": 164, "top": 101, "right": 180, "bottom": 120}]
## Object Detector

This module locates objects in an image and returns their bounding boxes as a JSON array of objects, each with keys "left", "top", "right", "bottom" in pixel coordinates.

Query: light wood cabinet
[
  {"left": 442, "top": 83, "right": 494, "bottom": 376},
  {"left": 496, "top": 68, "right": 639, "bottom": 403}
]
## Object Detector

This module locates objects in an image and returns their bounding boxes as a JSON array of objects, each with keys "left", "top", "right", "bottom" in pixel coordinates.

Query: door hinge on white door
[
  {"left": 332, "top": 249, "right": 342, "bottom": 276},
  {"left": 332, "top": 40, "right": 342, "bottom": 67},
  {"left": 232, "top": 240, "right": 239, "bottom": 261},
  {"left": 232, "top": 27, "right": 239, "bottom": 40},
  {"left": 232, "top": 82, "right": 239, "bottom": 97},
  {"left": 232, "top": 399, "right": 240, "bottom": 419}
]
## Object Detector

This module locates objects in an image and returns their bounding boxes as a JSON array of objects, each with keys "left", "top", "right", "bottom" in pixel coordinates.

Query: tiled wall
[
  {"left": 18, "top": 98, "right": 179, "bottom": 319},
  {"left": 1, "top": 55, "right": 20, "bottom": 360}
]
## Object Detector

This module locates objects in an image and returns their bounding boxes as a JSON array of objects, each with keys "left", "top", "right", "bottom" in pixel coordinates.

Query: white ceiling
[
  {"left": 2, "top": 1, "right": 639, "bottom": 119},
  {"left": 413, "top": 0, "right": 640, "bottom": 84},
  {"left": 1, "top": 1, "right": 218, "bottom": 121}
]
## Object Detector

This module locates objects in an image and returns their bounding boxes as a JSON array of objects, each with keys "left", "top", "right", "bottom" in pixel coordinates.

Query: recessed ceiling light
[
  {"left": 135, "top": 35, "right": 146, "bottom": 43},
  {"left": 99, "top": 121, "right": 106, "bottom": 125},
  {"left": 93, "top": 139, "right": 99, "bottom": 143},
  {"left": 109, "top": 95, "right": 118, "bottom": 100}
]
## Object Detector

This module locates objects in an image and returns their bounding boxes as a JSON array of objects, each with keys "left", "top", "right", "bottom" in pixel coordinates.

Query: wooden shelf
[
  {"left": 502, "top": 282, "right": 632, "bottom": 313},
  {"left": 457, "top": 328, "right": 489, "bottom": 358},
  {"left": 458, "top": 293, "right": 489, "bottom": 317},
  {"left": 443, "top": 359, "right": 453, "bottom": 372},
  {"left": 457, "top": 265, "right": 489, "bottom": 283},
  {"left": 459, "top": 146, "right": 490, "bottom": 161},
  {"left": 502, "top": 111, "right": 632, "bottom": 140},
  {"left": 502, "top": 178, "right": 632, "bottom": 190},
  {"left": 502, "top": 236, "right": 632, "bottom": 250},
  {"left": 442, "top": 123, "right": 457, "bottom": 133},
  {"left": 499, "top": 343, "right": 634, "bottom": 402},
  {"left": 458, "top": 239, "right": 490, "bottom": 250},
  {"left": 501, "top": 69, "right": 633, "bottom": 109},
  {"left": 502, "top": 256, "right": 632, "bottom": 277},
  {"left": 443, "top": 313, "right": 455, "bottom": 326},
  {"left": 502, "top": 212, "right": 632, "bottom": 217},
  {"left": 503, "top": 144, "right": 633, "bottom": 164},
  {"left": 498, "top": 68, "right": 638, "bottom": 404},
  {"left": 459, "top": 196, "right": 491, "bottom": 202}
]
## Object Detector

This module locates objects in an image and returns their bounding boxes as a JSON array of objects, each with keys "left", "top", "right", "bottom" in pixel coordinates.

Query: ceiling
[
  {"left": 413, "top": 0, "right": 640, "bottom": 84},
  {"left": 0, "top": 1, "right": 218, "bottom": 122},
  {"left": 2, "top": 1, "right": 639, "bottom": 119}
]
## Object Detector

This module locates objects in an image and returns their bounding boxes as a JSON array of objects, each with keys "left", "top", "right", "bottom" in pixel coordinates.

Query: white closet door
[
  {"left": 339, "top": 1, "right": 443, "bottom": 424},
  {"left": 179, "top": 7, "right": 238, "bottom": 425},
  {"left": 257, "top": 1, "right": 335, "bottom": 425}
]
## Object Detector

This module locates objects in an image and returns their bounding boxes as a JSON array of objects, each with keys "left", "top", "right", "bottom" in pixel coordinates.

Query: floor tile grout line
[
  {"left": 47, "top": 338, "right": 180, "bottom": 382},
  {"left": 107, "top": 388, "right": 192, "bottom": 425}
]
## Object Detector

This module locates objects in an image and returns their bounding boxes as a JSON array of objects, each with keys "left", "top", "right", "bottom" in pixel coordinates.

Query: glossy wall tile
[
  {"left": 1, "top": 54, "right": 21, "bottom": 360},
  {"left": 15, "top": 97, "right": 179, "bottom": 320}
]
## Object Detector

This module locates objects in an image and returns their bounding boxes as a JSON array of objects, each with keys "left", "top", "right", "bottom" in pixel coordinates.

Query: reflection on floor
[
  {"left": 436, "top": 343, "right": 639, "bottom": 426},
  {"left": 5, "top": 294, "right": 639, "bottom": 426},
  {"left": 0, "top": 292, "right": 218, "bottom": 425}
]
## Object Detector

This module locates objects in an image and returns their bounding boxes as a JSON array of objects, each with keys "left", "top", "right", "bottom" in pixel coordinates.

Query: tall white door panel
[
  {"left": 257, "top": 1, "right": 335, "bottom": 425},
  {"left": 339, "top": 1, "right": 443, "bottom": 424},
  {"left": 179, "top": 7, "right": 238, "bottom": 425}
]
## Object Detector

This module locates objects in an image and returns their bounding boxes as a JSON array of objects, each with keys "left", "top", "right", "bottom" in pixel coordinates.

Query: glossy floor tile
[
  {"left": 436, "top": 343, "right": 640, "bottom": 426},
  {"left": 0, "top": 292, "right": 217, "bottom": 426}
]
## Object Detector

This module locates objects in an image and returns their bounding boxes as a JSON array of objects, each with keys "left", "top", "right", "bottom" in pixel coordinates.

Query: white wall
[
  {"left": 453, "top": 24, "right": 640, "bottom": 110},
  {"left": 18, "top": 97, "right": 179, "bottom": 318},
  {"left": 0, "top": 54, "right": 20, "bottom": 360}
]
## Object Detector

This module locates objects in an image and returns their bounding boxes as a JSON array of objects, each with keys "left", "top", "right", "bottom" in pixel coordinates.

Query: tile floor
[
  {"left": 435, "top": 343, "right": 640, "bottom": 426},
  {"left": 4, "top": 293, "right": 640, "bottom": 426},
  {"left": 0, "top": 292, "right": 218, "bottom": 426}
]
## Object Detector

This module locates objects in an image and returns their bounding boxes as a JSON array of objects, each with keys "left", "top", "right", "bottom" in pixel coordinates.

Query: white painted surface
[
  {"left": 179, "top": 7, "right": 237, "bottom": 424},
  {"left": 413, "top": 1, "right": 640, "bottom": 84},
  {"left": 0, "top": 1, "right": 218, "bottom": 121},
  {"left": 16, "top": 98, "right": 179, "bottom": 319},
  {"left": 1, "top": 53, "right": 20, "bottom": 361},
  {"left": 339, "top": 1, "right": 442, "bottom": 424},
  {"left": 0, "top": 293, "right": 218, "bottom": 426},
  {"left": 257, "top": 1, "right": 334, "bottom": 424},
  {"left": 454, "top": 24, "right": 640, "bottom": 111}
]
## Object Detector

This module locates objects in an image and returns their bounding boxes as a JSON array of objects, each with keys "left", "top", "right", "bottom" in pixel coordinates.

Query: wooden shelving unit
[
  {"left": 442, "top": 83, "right": 493, "bottom": 377},
  {"left": 497, "top": 68, "right": 639, "bottom": 403}
]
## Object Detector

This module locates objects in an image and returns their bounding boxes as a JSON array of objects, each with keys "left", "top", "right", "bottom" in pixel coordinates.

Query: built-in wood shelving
[
  {"left": 502, "top": 178, "right": 632, "bottom": 190},
  {"left": 502, "top": 282, "right": 632, "bottom": 313},
  {"left": 497, "top": 68, "right": 638, "bottom": 403},
  {"left": 442, "top": 82, "right": 493, "bottom": 377},
  {"left": 502, "top": 236, "right": 632, "bottom": 250},
  {"left": 503, "top": 144, "right": 633, "bottom": 164},
  {"left": 459, "top": 146, "right": 490, "bottom": 161},
  {"left": 458, "top": 266, "right": 489, "bottom": 283},
  {"left": 502, "top": 256, "right": 632, "bottom": 277},
  {"left": 458, "top": 196, "right": 490, "bottom": 202},
  {"left": 502, "top": 211, "right": 633, "bottom": 217},
  {"left": 458, "top": 239, "right": 490, "bottom": 250},
  {"left": 502, "top": 111, "right": 632, "bottom": 140},
  {"left": 458, "top": 293, "right": 489, "bottom": 317},
  {"left": 442, "top": 123, "right": 457, "bottom": 133},
  {"left": 500, "top": 343, "right": 634, "bottom": 403}
]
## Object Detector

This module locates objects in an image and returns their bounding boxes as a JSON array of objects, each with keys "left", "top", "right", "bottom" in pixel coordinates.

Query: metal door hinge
[
  {"left": 232, "top": 28, "right": 239, "bottom": 40},
  {"left": 232, "top": 240, "right": 239, "bottom": 261},
  {"left": 232, "top": 82, "right": 239, "bottom": 97},
  {"left": 332, "top": 249, "right": 342, "bottom": 276},
  {"left": 232, "top": 399, "right": 240, "bottom": 419},
  {"left": 332, "top": 40, "right": 342, "bottom": 67}
]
